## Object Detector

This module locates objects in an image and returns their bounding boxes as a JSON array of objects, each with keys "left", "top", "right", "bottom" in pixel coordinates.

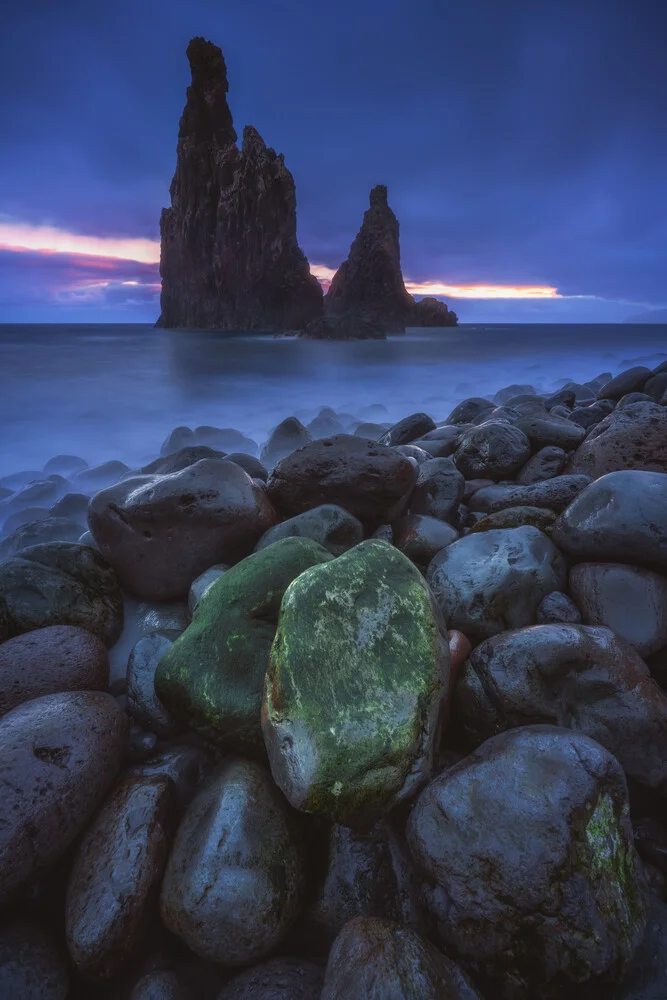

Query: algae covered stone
[
  {"left": 155, "top": 536, "right": 333, "bottom": 751},
  {"left": 262, "top": 539, "right": 449, "bottom": 827}
]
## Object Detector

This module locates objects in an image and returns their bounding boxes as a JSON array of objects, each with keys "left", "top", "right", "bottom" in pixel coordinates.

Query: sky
[{"left": 1, "top": 0, "right": 666, "bottom": 324}]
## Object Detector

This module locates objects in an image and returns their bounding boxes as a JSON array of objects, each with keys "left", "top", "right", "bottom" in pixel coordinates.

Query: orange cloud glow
[{"left": 0, "top": 223, "right": 561, "bottom": 300}]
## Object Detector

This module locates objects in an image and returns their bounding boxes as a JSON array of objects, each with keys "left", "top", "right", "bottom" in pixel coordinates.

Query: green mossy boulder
[
  {"left": 262, "top": 539, "right": 450, "bottom": 827},
  {"left": 155, "top": 536, "right": 333, "bottom": 751}
]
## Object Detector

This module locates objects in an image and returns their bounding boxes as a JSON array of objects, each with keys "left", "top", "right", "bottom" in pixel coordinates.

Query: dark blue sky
[{"left": 1, "top": 0, "right": 666, "bottom": 322}]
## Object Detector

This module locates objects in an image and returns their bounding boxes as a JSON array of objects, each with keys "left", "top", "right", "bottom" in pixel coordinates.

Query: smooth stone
[
  {"left": 266, "top": 435, "right": 417, "bottom": 523},
  {"left": 426, "top": 526, "right": 566, "bottom": 640},
  {"left": 445, "top": 398, "right": 494, "bottom": 425},
  {"left": 515, "top": 414, "right": 586, "bottom": 450},
  {"left": 0, "top": 479, "right": 58, "bottom": 513},
  {"left": 160, "top": 426, "right": 195, "bottom": 456},
  {"left": 160, "top": 758, "right": 304, "bottom": 965},
  {"left": 407, "top": 725, "right": 647, "bottom": 997},
  {"left": 549, "top": 403, "right": 573, "bottom": 419},
  {"left": 127, "top": 633, "right": 181, "bottom": 737},
  {"left": 65, "top": 775, "right": 172, "bottom": 979},
  {"left": 188, "top": 564, "right": 228, "bottom": 614},
  {"left": 612, "top": 900, "right": 667, "bottom": 1000},
  {"left": 569, "top": 398, "right": 615, "bottom": 430},
  {"left": 453, "top": 421, "right": 531, "bottom": 480},
  {"left": 0, "top": 542, "right": 124, "bottom": 646},
  {"left": 421, "top": 424, "right": 469, "bottom": 450},
  {"left": 552, "top": 471, "right": 667, "bottom": 572},
  {"left": 74, "top": 460, "right": 131, "bottom": 489},
  {"left": 141, "top": 446, "right": 225, "bottom": 475},
  {"left": 225, "top": 453, "right": 268, "bottom": 481},
  {"left": 0, "top": 470, "right": 43, "bottom": 490},
  {"left": 467, "top": 505, "right": 557, "bottom": 534},
  {"left": 262, "top": 540, "right": 449, "bottom": 826},
  {"left": 560, "top": 380, "right": 597, "bottom": 402},
  {"left": 644, "top": 373, "right": 667, "bottom": 403},
  {"left": 494, "top": 383, "right": 536, "bottom": 404},
  {"left": 2, "top": 506, "right": 49, "bottom": 533},
  {"left": 320, "top": 917, "right": 484, "bottom": 1000},
  {"left": 0, "top": 625, "right": 109, "bottom": 717},
  {"left": 409, "top": 457, "right": 464, "bottom": 522},
  {"left": 131, "top": 970, "right": 191, "bottom": 999},
  {"left": 448, "top": 630, "right": 472, "bottom": 688},
  {"left": 393, "top": 514, "right": 458, "bottom": 566},
  {"left": 468, "top": 474, "right": 591, "bottom": 514},
  {"left": 0, "top": 919, "right": 69, "bottom": 1000},
  {"left": 516, "top": 445, "right": 567, "bottom": 484},
  {"left": 462, "top": 479, "right": 494, "bottom": 502},
  {"left": 157, "top": 538, "right": 333, "bottom": 751},
  {"left": 43, "top": 455, "right": 88, "bottom": 477},
  {"left": 618, "top": 392, "right": 656, "bottom": 407},
  {"left": 49, "top": 492, "right": 90, "bottom": 521},
  {"left": 194, "top": 426, "right": 258, "bottom": 455},
  {"left": 393, "top": 444, "right": 432, "bottom": 464},
  {"left": 456, "top": 625, "right": 667, "bottom": 795},
  {"left": 567, "top": 402, "right": 667, "bottom": 477},
  {"left": 544, "top": 388, "right": 577, "bottom": 408},
  {"left": 124, "top": 745, "right": 211, "bottom": 813},
  {"left": 536, "top": 590, "right": 582, "bottom": 623},
  {"left": 217, "top": 958, "right": 324, "bottom": 999},
  {"left": 598, "top": 367, "right": 653, "bottom": 400},
  {"left": 570, "top": 563, "right": 667, "bottom": 657},
  {"left": 88, "top": 459, "right": 277, "bottom": 601},
  {"left": 0, "top": 516, "right": 84, "bottom": 557},
  {"left": 260, "top": 417, "right": 312, "bottom": 468},
  {"left": 377, "top": 413, "right": 436, "bottom": 446},
  {"left": 0, "top": 691, "right": 127, "bottom": 905},
  {"left": 308, "top": 413, "right": 346, "bottom": 439},
  {"left": 354, "top": 421, "right": 388, "bottom": 439},
  {"left": 255, "top": 504, "right": 363, "bottom": 557}
]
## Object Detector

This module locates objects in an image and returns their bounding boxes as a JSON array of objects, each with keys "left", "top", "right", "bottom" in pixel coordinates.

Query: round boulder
[
  {"left": 217, "top": 958, "right": 324, "bottom": 999},
  {"left": 453, "top": 422, "right": 532, "bottom": 480},
  {"left": 567, "top": 402, "right": 667, "bottom": 478},
  {"left": 516, "top": 445, "right": 567, "bottom": 485},
  {"left": 409, "top": 457, "right": 465, "bottom": 523},
  {"left": 570, "top": 563, "right": 667, "bottom": 657},
  {"left": 255, "top": 504, "right": 363, "bottom": 557},
  {"left": 260, "top": 417, "right": 312, "bottom": 468},
  {"left": 127, "top": 633, "right": 181, "bottom": 738}
]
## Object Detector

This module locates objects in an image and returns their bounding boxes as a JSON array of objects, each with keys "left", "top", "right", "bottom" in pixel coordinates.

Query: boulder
[
  {"left": 467, "top": 505, "right": 557, "bottom": 534},
  {"left": 260, "top": 418, "right": 312, "bottom": 468},
  {"left": 141, "top": 446, "right": 225, "bottom": 475},
  {"left": 265, "top": 435, "right": 417, "bottom": 523},
  {"left": 49, "top": 492, "right": 90, "bottom": 521},
  {"left": 453, "top": 422, "right": 531, "bottom": 480},
  {"left": 411, "top": 296, "right": 458, "bottom": 327},
  {"left": 407, "top": 725, "right": 647, "bottom": 997},
  {"left": 2, "top": 506, "right": 49, "bottom": 533},
  {"left": 569, "top": 399, "right": 615, "bottom": 430},
  {"left": 468, "top": 475, "right": 591, "bottom": 514},
  {"left": 570, "top": 563, "right": 667, "bottom": 658},
  {"left": 73, "top": 460, "right": 131, "bottom": 490},
  {"left": 0, "top": 920, "right": 69, "bottom": 1000},
  {"left": 0, "top": 691, "right": 127, "bottom": 905},
  {"left": 552, "top": 471, "right": 667, "bottom": 573},
  {"left": 43, "top": 455, "right": 88, "bottom": 477},
  {"left": 0, "top": 542, "right": 124, "bottom": 646},
  {"left": 445, "top": 399, "right": 494, "bottom": 425},
  {"left": 392, "top": 514, "right": 458, "bottom": 566},
  {"left": 217, "top": 958, "right": 324, "bottom": 999},
  {"left": 157, "top": 38, "right": 322, "bottom": 331},
  {"left": 88, "top": 459, "right": 277, "bottom": 601},
  {"left": 426, "top": 526, "right": 566, "bottom": 641},
  {"left": 0, "top": 625, "right": 109, "bottom": 717},
  {"left": 124, "top": 744, "right": 211, "bottom": 813},
  {"left": 127, "top": 633, "right": 181, "bottom": 737},
  {"left": 456, "top": 625, "right": 667, "bottom": 795},
  {"left": 188, "top": 564, "right": 227, "bottom": 614},
  {"left": 156, "top": 537, "right": 333, "bottom": 751},
  {"left": 262, "top": 540, "right": 449, "bottom": 826},
  {"left": 0, "top": 479, "right": 58, "bottom": 514},
  {"left": 515, "top": 414, "right": 586, "bottom": 450},
  {"left": 225, "top": 453, "right": 268, "bottom": 481},
  {"left": 255, "top": 504, "right": 363, "bottom": 557},
  {"left": 65, "top": 775, "right": 173, "bottom": 979},
  {"left": 409, "top": 457, "right": 465, "bottom": 522},
  {"left": 567, "top": 402, "right": 667, "bottom": 477},
  {"left": 516, "top": 445, "right": 567, "bottom": 484},
  {"left": 536, "top": 590, "right": 582, "bottom": 624},
  {"left": 160, "top": 758, "right": 304, "bottom": 965},
  {"left": 0, "top": 516, "right": 84, "bottom": 557},
  {"left": 378, "top": 413, "right": 436, "bottom": 446},
  {"left": 598, "top": 367, "right": 653, "bottom": 400}
]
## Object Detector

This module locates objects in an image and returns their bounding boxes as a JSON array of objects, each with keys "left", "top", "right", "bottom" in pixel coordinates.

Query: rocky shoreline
[{"left": 0, "top": 362, "right": 666, "bottom": 998}]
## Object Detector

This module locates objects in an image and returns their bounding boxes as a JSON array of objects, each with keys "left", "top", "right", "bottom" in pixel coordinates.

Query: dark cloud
[{"left": 1, "top": 0, "right": 666, "bottom": 318}]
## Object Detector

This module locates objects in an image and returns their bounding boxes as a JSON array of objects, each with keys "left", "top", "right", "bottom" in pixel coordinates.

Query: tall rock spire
[{"left": 157, "top": 38, "right": 322, "bottom": 331}]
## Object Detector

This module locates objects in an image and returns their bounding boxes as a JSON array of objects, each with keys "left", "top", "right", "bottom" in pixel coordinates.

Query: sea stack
[
  {"left": 324, "top": 185, "right": 415, "bottom": 334},
  {"left": 157, "top": 38, "right": 323, "bottom": 331}
]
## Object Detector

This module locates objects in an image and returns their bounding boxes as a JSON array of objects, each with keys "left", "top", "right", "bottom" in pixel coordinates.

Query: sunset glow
[{"left": 1, "top": 222, "right": 561, "bottom": 300}]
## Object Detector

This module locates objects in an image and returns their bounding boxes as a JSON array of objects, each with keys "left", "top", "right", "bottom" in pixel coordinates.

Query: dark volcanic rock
[
  {"left": 454, "top": 421, "right": 532, "bottom": 480},
  {"left": 445, "top": 398, "right": 494, "bottom": 425},
  {"left": 468, "top": 474, "right": 591, "bottom": 514},
  {"left": 516, "top": 445, "right": 567, "bottom": 484},
  {"left": 393, "top": 514, "right": 458, "bottom": 566},
  {"left": 569, "top": 398, "right": 615, "bottom": 430},
  {"left": 66, "top": 775, "right": 173, "bottom": 979},
  {"left": 255, "top": 504, "right": 363, "bottom": 557},
  {"left": 158, "top": 38, "right": 322, "bottom": 331},
  {"left": 325, "top": 186, "right": 415, "bottom": 333},
  {"left": 0, "top": 691, "right": 127, "bottom": 905},
  {"left": 0, "top": 515, "right": 84, "bottom": 557},
  {"left": 73, "top": 460, "right": 131, "bottom": 490},
  {"left": 567, "top": 402, "right": 667, "bottom": 477},
  {"left": 217, "top": 958, "right": 324, "bottom": 999},
  {"left": 127, "top": 632, "right": 181, "bottom": 737},
  {"left": 0, "top": 542, "right": 124, "bottom": 646},
  {"left": 536, "top": 590, "right": 582, "bottom": 624},
  {"left": 125, "top": 744, "right": 211, "bottom": 813},
  {"left": 598, "top": 366, "right": 653, "bottom": 400},
  {"left": 260, "top": 417, "right": 312, "bottom": 468},
  {"left": 377, "top": 412, "right": 436, "bottom": 446},
  {"left": 0, "top": 919, "right": 69, "bottom": 1000},
  {"left": 569, "top": 563, "right": 667, "bottom": 657},
  {"left": 302, "top": 314, "right": 385, "bottom": 340},
  {"left": 467, "top": 504, "right": 557, "bottom": 534},
  {"left": 409, "top": 457, "right": 465, "bottom": 522},
  {"left": 411, "top": 296, "right": 458, "bottom": 327},
  {"left": 0, "top": 625, "right": 109, "bottom": 717},
  {"left": 266, "top": 434, "right": 417, "bottom": 522},
  {"left": 44, "top": 454, "right": 88, "bottom": 477},
  {"left": 88, "top": 459, "right": 277, "bottom": 600},
  {"left": 141, "top": 446, "right": 225, "bottom": 475}
]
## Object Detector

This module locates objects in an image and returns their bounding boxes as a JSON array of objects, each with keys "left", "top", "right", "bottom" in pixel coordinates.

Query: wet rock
[
  {"left": 0, "top": 919, "right": 69, "bottom": 1000},
  {"left": 49, "top": 492, "right": 90, "bottom": 521},
  {"left": 644, "top": 373, "right": 667, "bottom": 403},
  {"left": 552, "top": 471, "right": 667, "bottom": 572},
  {"left": 260, "top": 418, "right": 312, "bottom": 468},
  {"left": 262, "top": 540, "right": 449, "bottom": 826},
  {"left": 0, "top": 541, "right": 124, "bottom": 646},
  {"left": 225, "top": 453, "right": 268, "bottom": 481},
  {"left": 462, "top": 479, "right": 494, "bottom": 502},
  {"left": 561, "top": 380, "right": 597, "bottom": 403},
  {"left": 454, "top": 422, "right": 531, "bottom": 480},
  {"left": 494, "top": 383, "right": 536, "bottom": 404},
  {"left": 612, "top": 899, "right": 667, "bottom": 1000},
  {"left": 536, "top": 590, "right": 582, "bottom": 623},
  {"left": 195, "top": 426, "right": 258, "bottom": 454},
  {"left": 393, "top": 444, "right": 432, "bottom": 464},
  {"left": 421, "top": 422, "right": 468, "bottom": 450},
  {"left": 354, "top": 421, "right": 389, "bottom": 439},
  {"left": 0, "top": 470, "right": 43, "bottom": 490},
  {"left": 0, "top": 691, "right": 127, "bottom": 905},
  {"left": 188, "top": 564, "right": 228, "bottom": 613},
  {"left": 125, "top": 745, "right": 211, "bottom": 813},
  {"left": 515, "top": 414, "right": 586, "bottom": 450},
  {"left": 570, "top": 563, "right": 667, "bottom": 657},
  {"left": 393, "top": 514, "right": 458, "bottom": 566},
  {"left": 157, "top": 537, "right": 332, "bottom": 751},
  {"left": 131, "top": 970, "right": 191, "bottom": 999},
  {"left": 567, "top": 402, "right": 667, "bottom": 477},
  {"left": 74, "top": 460, "right": 131, "bottom": 490},
  {"left": 127, "top": 633, "right": 181, "bottom": 737},
  {"left": 255, "top": 504, "right": 363, "bottom": 557},
  {"left": 0, "top": 625, "right": 109, "bottom": 717},
  {"left": 308, "top": 412, "right": 346, "bottom": 440},
  {"left": 427, "top": 526, "right": 566, "bottom": 641},
  {"left": 266, "top": 435, "right": 417, "bottom": 523},
  {"left": 409, "top": 457, "right": 464, "bottom": 522},
  {"left": 160, "top": 758, "right": 304, "bottom": 965},
  {"left": 0, "top": 479, "right": 58, "bottom": 515},
  {"left": 569, "top": 398, "right": 615, "bottom": 430},
  {"left": 141, "top": 446, "right": 225, "bottom": 475},
  {"left": 618, "top": 392, "right": 656, "bottom": 408},
  {"left": 456, "top": 625, "right": 667, "bottom": 795},
  {"left": 321, "top": 917, "right": 483, "bottom": 1000},
  {"left": 598, "top": 367, "right": 653, "bottom": 400},
  {"left": 468, "top": 474, "right": 590, "bottom": 514},
  {"left": 544, "top": 388, "right": 577, "bottom": 408},
  {"left": 0, "top": 515, "right": 84, "bottom": 557},
  {"left": 158, "top": 39, "right": 322, "bottom": 331},
  {"left": 2, "top": 506, "right": 49, "bottom": 533},
  {"left": 448, "top": 630, "right": 472, "bottom": 689},
  {"left": 378, "top": 413, "right": 436, "bottom": 447},
  {"left": 411, "top": 296, "right": 458, "bottom": 327},
  {"left": 467, "top": 505, "right": 557, "bottom": 534},
  {"left": 516, "top": 445, "right": 567, "bottom": 484},
  {"left": 88, "top": 459, "right": 277, "bottom": 601},
  {"left": 217, "top": 958, "right": 324, "bottom": 999},
  {"left": 445, "top": 398, "right": 494, "bottom": 425},
  {"left": 407, "top": 725, "right": 647, "bottom": 998},
  {"left": 66, "top": 775, "right": 173, "bottom": 979},
  {"left": 44, "top": 455, "right": 88, "bottom": 477}
]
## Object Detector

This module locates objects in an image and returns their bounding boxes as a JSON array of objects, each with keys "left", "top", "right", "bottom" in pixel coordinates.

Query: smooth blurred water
[{"left": 1, "top": 322, "right": 666, "bottom": 477}]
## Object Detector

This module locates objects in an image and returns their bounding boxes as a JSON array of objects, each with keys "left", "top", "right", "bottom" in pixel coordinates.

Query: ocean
[{"left": 1, "top": 322, "right": 666, "bottom": 478}]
